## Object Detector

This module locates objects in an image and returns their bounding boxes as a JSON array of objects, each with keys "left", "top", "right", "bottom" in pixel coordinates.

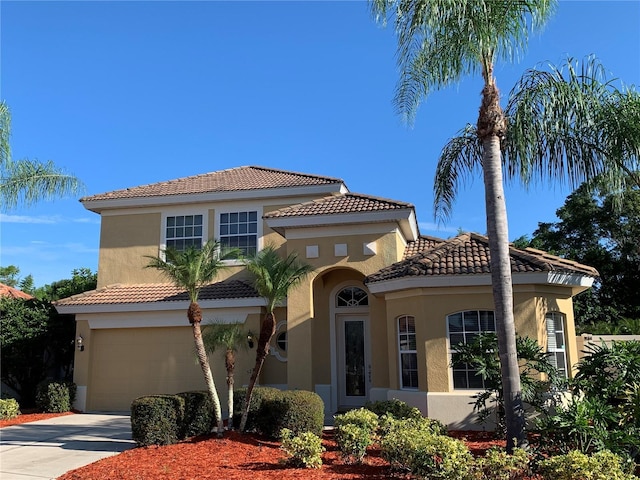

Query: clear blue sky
[{"left": 1, "top": 1, "right": 639, "bottom": 287}]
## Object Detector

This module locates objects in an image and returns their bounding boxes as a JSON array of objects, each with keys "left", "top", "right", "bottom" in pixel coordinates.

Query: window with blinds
[{"left": 546, "top": 312, "right": 568, "bottom": 378}]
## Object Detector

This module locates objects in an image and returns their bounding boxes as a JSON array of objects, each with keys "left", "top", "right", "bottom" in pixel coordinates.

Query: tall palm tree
[
  {"left": 238, "top": 245, "right": 314, "bottom": 432},
  {"left": 371, "top": 0, "right": 556, "bottom": 450},
  {"left": 202, "top": 322, "right": 247, "bottom": 429},
  {"left": 0, "top": 101, "right": 83, "bottom": 211},
  {"left": 146, "top": 240, "right": 240, "bottom": 435}
]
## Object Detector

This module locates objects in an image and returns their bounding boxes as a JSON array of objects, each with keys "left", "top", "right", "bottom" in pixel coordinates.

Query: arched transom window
[{"left": 336, "top": 286, "right": 368, "bottom": 307}]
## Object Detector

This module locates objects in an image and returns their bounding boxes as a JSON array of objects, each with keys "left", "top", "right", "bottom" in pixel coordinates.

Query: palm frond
[
  {"left": 433, "top": 123, "right": 483, "bottom": 222},
  {"left": 246, "top": 245, "right": 314, "bottom": 313},
  {"left": 0, "top": 158, "right": 84, "bottom": 211},
  {"left": 202, "top": 322, "right": 247, "bottom": 353},
  {"left": 0, "top": 101, "right": 11, "bottom": 166},
  {"left": 373, "top": 0, "right": 556, "bottom": 123},
  {"left": 504, "top": 56, "right": 639, "bottom": 193},
  {"left": 145, "top": 240, "right": 240, "bottom": 302}
]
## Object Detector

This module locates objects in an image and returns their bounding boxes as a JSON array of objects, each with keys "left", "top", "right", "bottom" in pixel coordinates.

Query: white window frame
[
  {"left": 447, "top": 310, "right": 496, "bottom": 390},
  {"left": 397, "top": 315, "right": 418, "bottom": 390},
  {"left": 217, "top": 207, "right": 263, "bottom": 261},
  {"left": 546, "top": 312, "right": 568, "bottom": 379},
  {"left": 160, "top": 210, "right": 208, "bottom": 254}
]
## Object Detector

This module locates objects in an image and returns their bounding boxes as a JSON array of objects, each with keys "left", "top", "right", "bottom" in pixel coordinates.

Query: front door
[{"left": 337, "top": 315, "right": 370, "bottom": 408}]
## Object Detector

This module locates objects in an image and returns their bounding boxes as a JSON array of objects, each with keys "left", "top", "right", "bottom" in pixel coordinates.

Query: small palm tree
[
  {"left": 202, "top": 322, "right": 248, "bottom": 429},
  {"left": 0, "top": 101, "right": 83, "bottom": 211},
  {"left": 238, "top": 245, "right": 314, "bottom": 432},
  {"left": 146, "top": 240, "right": 240, "bottom": 435}
]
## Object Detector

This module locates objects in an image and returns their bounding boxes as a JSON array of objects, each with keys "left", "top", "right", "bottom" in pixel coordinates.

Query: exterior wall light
[
  {"left": 247, "top": 333, "right": 254, "bottom": 349},
  {"left": 76, "top": 335, "right": 84, "bottom": 352}
]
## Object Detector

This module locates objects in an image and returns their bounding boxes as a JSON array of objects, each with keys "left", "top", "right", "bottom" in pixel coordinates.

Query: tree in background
[
  {"left": 146, "top": 241, "right": 240, "bottom": 436},
  {"left": 371, "top": 0, "right": 556, "bottom": 451},
  {"left": 202, "top": 322, "right": 248, "bottom": 428},
  {"left": 239, "top": 246, "right": 314, "bottom": 432},
  {"left": 516, "top": 182, "right": 640, "bottom": 333},
  {"left": 0, "top": 265, "right": 96, "bottom": 301},
  {"left": 0, "top": 101, "right": 83, "bottom": 211},
  {"left": 0, "top": 267, "right": 97, "bottom": 405}
]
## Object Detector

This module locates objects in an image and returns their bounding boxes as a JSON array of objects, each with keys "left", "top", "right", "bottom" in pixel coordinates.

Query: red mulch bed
[
  {"left": 0, "top": 411, "right": 74, "bottom": 428},
  {"left": 4, "top": 414, "right": 534, "bottom": 480}
]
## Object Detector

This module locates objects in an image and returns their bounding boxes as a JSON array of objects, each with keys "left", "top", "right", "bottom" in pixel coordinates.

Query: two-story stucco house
[{"left": 56, "top": 166, "right": 598, "bottom": 428}]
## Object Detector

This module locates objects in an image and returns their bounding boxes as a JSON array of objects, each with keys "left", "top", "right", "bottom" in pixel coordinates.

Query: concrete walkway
[{"left": 0, "top": 413, "right": 134, "bottom": 480}]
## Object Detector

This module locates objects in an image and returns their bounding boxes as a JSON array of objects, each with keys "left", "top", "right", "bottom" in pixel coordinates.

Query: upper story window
[
  {"left": 219, "top": 211, "right": 258, "bottom": 257},
  {"left": 398, "top": 315, "right": 418, "bottom": 389},
  {"left": 546, "top": 312, "right": 568, "bottom": 378},
  {"left": 166, "top": 214, "right": 203, "bottom": 251},
  {"left": 448, "top": 310, "right": 496, "bottom": 389},
  {"left": 336, "top": 286, "right": 368, "bottom": 307}
]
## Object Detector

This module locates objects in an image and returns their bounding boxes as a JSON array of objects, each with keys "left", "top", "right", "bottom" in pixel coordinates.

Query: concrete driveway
[{"left": 0, "top": 413, "right": 134, "bottom": 480}]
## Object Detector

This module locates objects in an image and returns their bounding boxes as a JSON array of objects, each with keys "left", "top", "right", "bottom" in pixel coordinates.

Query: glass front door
[{"left": 337, "top": 315, "right": 370, "bottom": 407}]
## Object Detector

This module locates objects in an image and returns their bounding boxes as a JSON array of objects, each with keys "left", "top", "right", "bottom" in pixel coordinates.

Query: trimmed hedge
[
  {"left": 177, "top": 390, "right": 215, "bottom": 438},
  {"left": 234, "top": 387, "right": 324, "bottom": 438},
  {"left": 131, "top": 394, "right": 185, "bottom": 446},
  {"left": 35, "top": 380, "right": 76, "bottom": 413}
]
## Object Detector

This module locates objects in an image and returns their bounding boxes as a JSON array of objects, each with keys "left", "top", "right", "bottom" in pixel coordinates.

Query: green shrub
[
  {"left": 35, "top": 380, "right": 76, "bottom": 413},
  {"left": 334, "top": 408, "right": 379, "bottom": 434},
  {"left": 468, "top": 447, "right": 530, "bottom": 480},
  {"left": 130, "top": 394, "right": 185, "bottom": 446},
  {"left": 280, "top": 428, "right": 324, "bottom": 469},
  {"left": 539, "top": 450, "right": 636, "bottom": 480},
  {"left": 234, "top": 388, "right": 324, "bottom": 438},
  {"left": 378, "top": 414, "right": 447, "bottom": 439},
  {"left": 335, "top": 423, "right": 374, "bottom": 463},
  {"left": 176, "top": 390, "right": 215, "bottom": 438},
  {"left": 365, "top": 399, "right": 423, "bottom": 420},
  {"left": 232, "top": 386, "right": 281, "bottom": 431},
  {"left": 0, "top": 398, "right": 20, "bottom": 420},
  {"left": 381, "top": 423, "right": 472, "bottom": 479}
]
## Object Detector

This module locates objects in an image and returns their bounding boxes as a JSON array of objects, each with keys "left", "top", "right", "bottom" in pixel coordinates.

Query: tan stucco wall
[{"left": 97, "top": 213, "right": 163, "bottom": 287}]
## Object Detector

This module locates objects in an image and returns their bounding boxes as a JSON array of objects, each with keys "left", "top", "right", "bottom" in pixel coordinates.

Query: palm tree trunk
[
  {"left": 239, "top": 311, "right": 276, "bottom": 432},
  {"left": 481, "top": 133, "right": 526, "bottom": 452},
  {"left": 225, "top": 348, "right": 235, "bottom": 429},
  {"left": 190, "top": 306, "right": 224, "bottom": 436}
]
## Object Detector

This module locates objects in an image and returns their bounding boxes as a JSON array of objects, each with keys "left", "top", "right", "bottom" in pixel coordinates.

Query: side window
[
  {"left": 398, "top": 315, "right": 418, "bottom": 389},
  {"left": 448, "top": 310, "right": 496, "bottom": 389},
  {"left": 546, "top": 312, "right": 568, "bottom": 378},
  {"left": 219, "top": 211, "right": 258, "bottom": 257},
  {"left": 165, "top": 214, "right": 203, "bottom": 251}
]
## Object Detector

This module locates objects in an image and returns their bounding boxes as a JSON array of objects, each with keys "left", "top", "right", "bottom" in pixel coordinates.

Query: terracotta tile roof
[
  {"left": 366, "top": 232, "right": 599, "bottom": 283},
  {"left": 0, "top": 283, "right": 33, "bottom": 300},
  {"left": 263, "top": 193, "right": 413, "bottom": 218},
  {"left": 54, "top": 279, "right": 258, "bottom": 306},
  {"left": 403, "top": 235, "right": 445, "bottom": 259},
  {"left": 81, "top": 166, "right": 344, "bottom": 202}
]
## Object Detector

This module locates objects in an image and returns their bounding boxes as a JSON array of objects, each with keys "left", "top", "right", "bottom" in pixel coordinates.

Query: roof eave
[
  {"left": 366, "top": 271, "right": 597, "bottom": 295},
  {"left": 82, "top": 183, "right": 348, "bottom": 213}
]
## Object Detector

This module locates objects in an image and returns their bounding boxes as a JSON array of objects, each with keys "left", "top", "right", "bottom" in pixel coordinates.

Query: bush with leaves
[
  {"left": 35, "top": 380, "right": 76, "bottom": 413},
  {"left": 280, "top": 428, "right": 324, "bottom": 469},
  {"left": 381, "top": 419, "right": 472, "bottom": 479},
  {"left": 468, "top": 447, "right": 530, "bottom": 480},
  {"left": 536, "top": 340, "right": 640, "bottom": 463},
  {"left": 364, "top": 398, "right": 423, "bottom": 420},
  {"left": 451, "top": 332, "right": 564, "bottom": 435},
  {"left": 333, "top": 409, "right": 379, "bottom": 463},
  {"left": 539, "top": 450, "right": 637, "bottom": 480},
  {"left": 0, "top": 398, "right": 20, "bottom": 419}
]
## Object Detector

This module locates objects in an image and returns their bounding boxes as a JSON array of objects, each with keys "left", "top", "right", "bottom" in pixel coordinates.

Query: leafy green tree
[
  {"left": 0, "top": 297, "right": 75, "bottom": 406},
  {"left": 522, "top": 183, "right": 640, "bottom": 332},
  {"left": 0, "top": 101, "right": 83, "bottom": 211},
  {"left": 0, "top": 265, "right": 21, "bottom": 287},
  {"left": 146, "top": 240, "right": 240, "bottom": 435},
  {"left": 38, "top": 268, "right": 97, "bottom": 301},
  {"left": 202, "top": 322, "right": 247, "bottom": 428},
  {"left": 239, "top": 246, "right": 314, "bottom": 432},
  {"left": 371, "top": 0, "right": 556, "bottom": 450}
]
